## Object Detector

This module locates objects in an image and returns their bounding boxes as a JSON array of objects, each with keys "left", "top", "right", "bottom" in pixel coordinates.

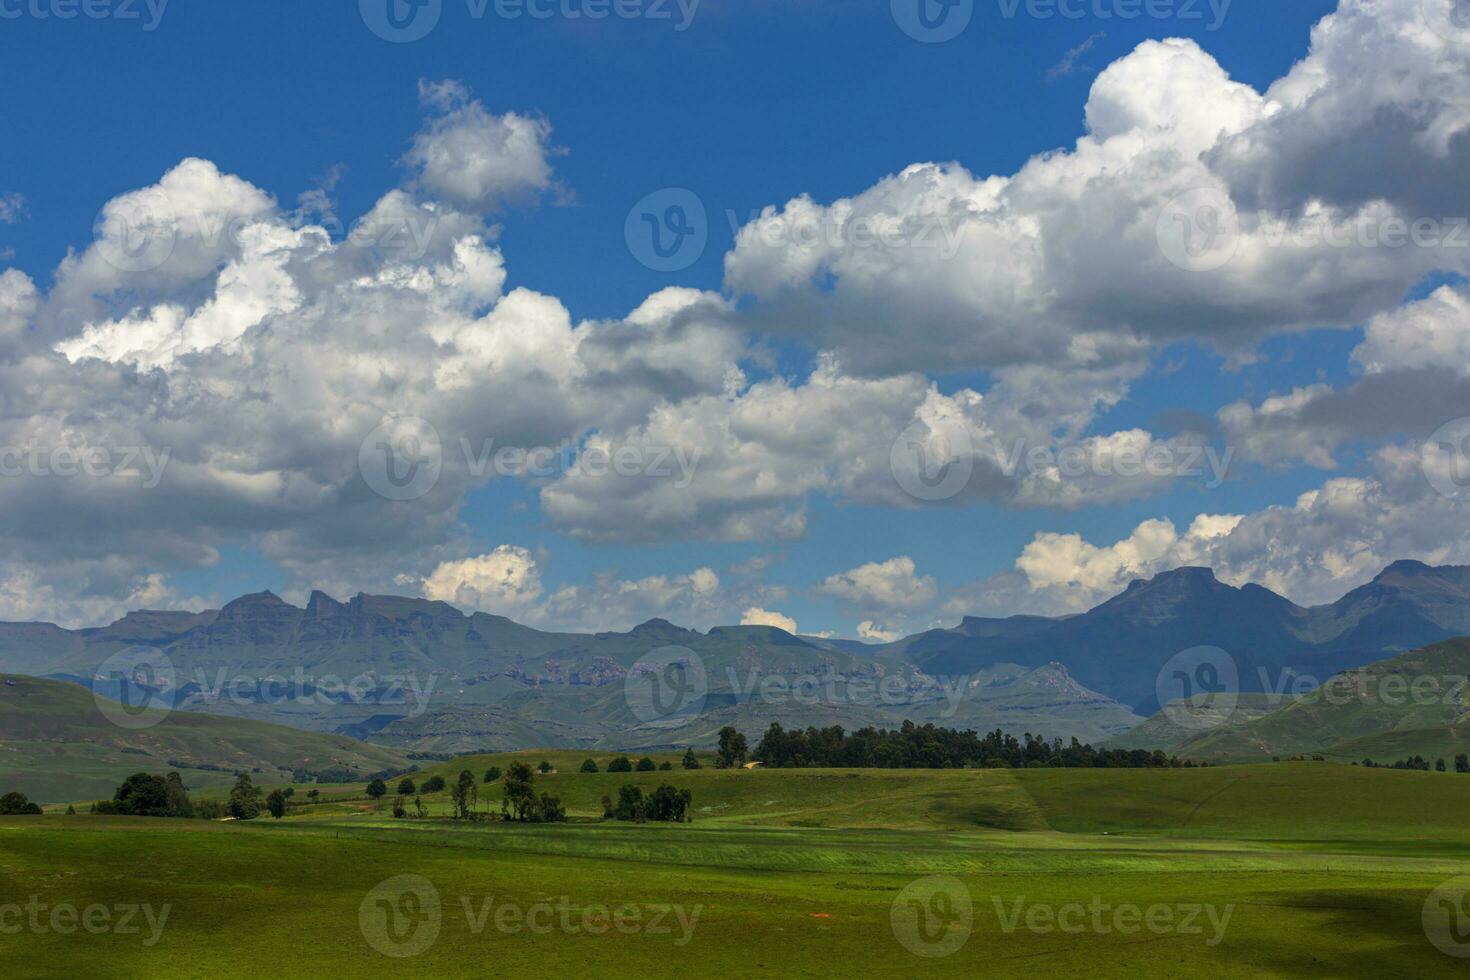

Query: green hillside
[
  {"left": 0, "top": 674, "right": 411, "bottom": 803},
  {"left": 1106, "top": 693, "right": 1288, "bottom": 751},
  {"left": 1174, "top": 638, "right": 1470, "bottom": 762}
]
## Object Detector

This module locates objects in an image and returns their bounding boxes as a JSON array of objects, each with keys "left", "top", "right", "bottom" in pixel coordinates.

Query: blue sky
[{"left": 2, "top": 0, "right": 1467, "bottom": 636}]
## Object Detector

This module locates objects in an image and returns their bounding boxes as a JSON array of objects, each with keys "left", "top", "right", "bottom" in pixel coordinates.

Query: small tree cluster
[
  {"left": 610, "top": 784, "right": 692, "bottom": 823},
  {"left": 0, "top": 791, "right": 42, "bottom": 815},
  {"left": 499, "top": 762, "right": 566, "bottom": 823}
]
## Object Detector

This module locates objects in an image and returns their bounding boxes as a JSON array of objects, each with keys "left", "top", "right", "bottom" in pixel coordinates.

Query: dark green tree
[
  {"left": 580, "top": 758, "right": 599, "bottom": 773},
  {"left": 266, "top": 789, "right": 287, "bottom": 819},
  {"left": 538, "top": 760, "right": 553, "bottom": 774},
  {"left": 397, "top": 778, "right": 416, "bottom": 796},
  {"left": 228, "top": 773, "right": 262, "bottom": 820},
  {"left": 450, "top": 770, "right": 478, "bottom": 820},
  {"left": 716, "top": 727, "right": 748, "bottom": 769},
  {"left": 682, "top": 749, "right": 700, "bottom": 770},
  {"left": 163, "top": 772, "right": 193, "bottom": 818},
  {"left": 0, "top": 791, "right": 42, "bottom": 815},
  {"left": 1456, "top": 754, "right": 1469, "bottom": 774},
  {"left": 614, "top": 784, "right": 645, "bottom": 822},
  {"left": 114, "top": 773, "right": 171, "bottom": 817},
  {"left": 607, "top": 756, "right": 633, "bottom": 773},
  {"left": 535, "top": 793, "right": 566, "bottom": 823},
  {"left": 365, "top": 778, "right": 388, "bottom": 800},
  {"left": 502, "top": 762, "right": 536, "bottom": 822},
  {"left": 643, "top": 784, "right": 694, "bottom": 822},
  {"left": 636, "top": 757, "right": 657, "bottom": 772},
  {"left": 483, "top": 767, "right": 502, "bottom": 784},
  {"left": 421, "top": 775, "right": 446, "bottom": 793}
]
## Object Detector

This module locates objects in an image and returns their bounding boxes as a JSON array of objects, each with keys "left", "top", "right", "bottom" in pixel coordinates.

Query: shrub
[
  {"left": 607, "top": 756, "right": 633, "bottom": 773},
  {"left": 483, "top": 767, "right": 502, "bottom": 784},
  {"left": 635, "top": 757, "right": 657, "bottom": 772},
  {"left": 0, "top": 791, "right": 42, "bottom": 815},
  {"left": 421, "top": 776, "right": 446, "bottom": 793},
  {"left": 580, "top": 758, "right": 599, "bottom": 773}
]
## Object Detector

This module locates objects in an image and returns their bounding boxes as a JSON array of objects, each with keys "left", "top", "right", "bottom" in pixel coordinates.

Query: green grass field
[{"left": 4, "top": 761, "right": 1470, "bottom": 977}]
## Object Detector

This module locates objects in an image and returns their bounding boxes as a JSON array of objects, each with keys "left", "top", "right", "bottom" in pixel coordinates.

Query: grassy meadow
[{"left": 3, "top": 760, "right": 1469, "bottom": 976}]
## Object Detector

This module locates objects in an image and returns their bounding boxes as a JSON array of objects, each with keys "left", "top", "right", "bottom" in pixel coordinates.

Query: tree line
[
  {"left": 1361, "top": 754, "right": 1470, "bottom": 772},
  {"left": 750, "top": 721, "right": 1195, "bottom": 769}
]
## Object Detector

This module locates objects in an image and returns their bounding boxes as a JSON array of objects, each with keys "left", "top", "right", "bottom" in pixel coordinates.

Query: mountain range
[{"left": 0, "top": 560, "right": 1467, "bottom": 754}]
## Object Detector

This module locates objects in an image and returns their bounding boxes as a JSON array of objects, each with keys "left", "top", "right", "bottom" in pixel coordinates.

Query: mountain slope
[
  {"left": 1171, "top": 638, "right": 1470, "bottom": 762},
  {"left": 906, "top": 563, "right": 1470, "bottom": 711},
  {"left": 0, "top": 674, "right": 411, "bottom": 803}
]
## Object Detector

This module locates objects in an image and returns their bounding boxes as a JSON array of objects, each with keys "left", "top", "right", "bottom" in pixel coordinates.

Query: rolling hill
[
  {"left": 1169, "top": 638, "right": 1470, "bottom": 763},
  {"left": 0, "top": 674, "right": 411, "bottom": 803}
]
